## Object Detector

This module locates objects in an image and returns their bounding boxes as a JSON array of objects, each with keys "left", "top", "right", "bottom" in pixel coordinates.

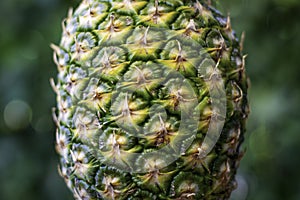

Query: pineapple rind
[{"left": 53, "top": 0, "right": 249, "bottom": 199}]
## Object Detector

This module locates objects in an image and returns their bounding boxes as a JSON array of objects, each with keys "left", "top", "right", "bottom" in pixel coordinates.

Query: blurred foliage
[{"left": 0, "top": 0, "right": 299, "bottom": 200}]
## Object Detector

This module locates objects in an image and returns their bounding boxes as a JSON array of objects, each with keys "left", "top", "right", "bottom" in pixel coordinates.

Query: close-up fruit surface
[
  {"left": 51, "top": 0, "right": 249, "bottom": 199},
  {"left": 3, "top": 0, "right": 300, "bottom": 200}
]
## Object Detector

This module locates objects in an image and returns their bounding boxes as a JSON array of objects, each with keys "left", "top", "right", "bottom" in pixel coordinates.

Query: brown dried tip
[
  {"left": 49, "top": 78, "right": 58, "bottom": 94},
  {"left": 240, "top": 31, "right": 246, "bottom": 52}
]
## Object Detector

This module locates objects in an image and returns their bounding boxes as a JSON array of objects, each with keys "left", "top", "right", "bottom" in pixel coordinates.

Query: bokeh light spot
[{"left": 4, "top": 100, "right": 32, "bottom": 131}]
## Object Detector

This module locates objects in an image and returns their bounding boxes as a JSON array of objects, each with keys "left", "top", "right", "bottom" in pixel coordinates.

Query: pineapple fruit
[{"left": 51, "top": 0, "right": 249, "bottom": 199}]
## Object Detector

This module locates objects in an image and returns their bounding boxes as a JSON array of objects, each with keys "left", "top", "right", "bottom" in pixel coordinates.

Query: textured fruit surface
[{"left": 52, "top": 0, "right": 249, "bottom": 199}]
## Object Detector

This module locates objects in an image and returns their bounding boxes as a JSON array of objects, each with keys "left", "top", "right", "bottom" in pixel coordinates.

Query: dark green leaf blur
[{"left": 0, "top": 0, "right": 299, "bottom": 199}]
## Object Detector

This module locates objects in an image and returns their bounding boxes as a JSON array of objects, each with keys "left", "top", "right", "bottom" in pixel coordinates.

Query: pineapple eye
[{"left": 75, "top": 32, "right": 97, "bottom": 51}]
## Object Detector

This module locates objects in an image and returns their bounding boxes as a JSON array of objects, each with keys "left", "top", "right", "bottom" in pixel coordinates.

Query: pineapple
[{"left": 51, "top": 0, "right": 249, "bottom": 199}]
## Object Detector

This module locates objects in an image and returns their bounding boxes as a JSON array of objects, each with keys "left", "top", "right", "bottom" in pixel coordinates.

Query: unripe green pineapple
[{"left": 51, "top": 0, "right": 249, "bottom": 199}]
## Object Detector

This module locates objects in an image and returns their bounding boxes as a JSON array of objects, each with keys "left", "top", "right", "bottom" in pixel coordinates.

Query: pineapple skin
[{"left": 52, "top": 0, "right": 249, "bottom": 199}]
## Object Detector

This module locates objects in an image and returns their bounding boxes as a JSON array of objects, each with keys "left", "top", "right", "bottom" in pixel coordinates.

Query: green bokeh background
[{"left": 0, "top": 0, "right": 299, "bottom": 199}]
